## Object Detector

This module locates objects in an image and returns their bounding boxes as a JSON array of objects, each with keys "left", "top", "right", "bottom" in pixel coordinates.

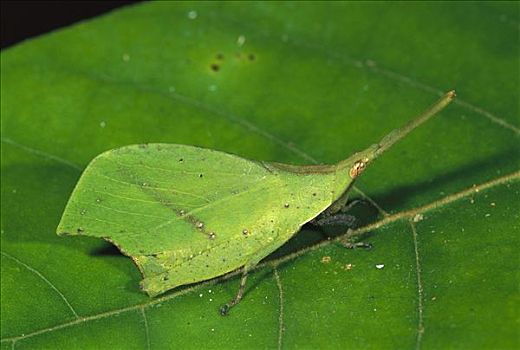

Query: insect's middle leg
[{"left": 312, "top": 198, "right": 372, "bottom": 249}]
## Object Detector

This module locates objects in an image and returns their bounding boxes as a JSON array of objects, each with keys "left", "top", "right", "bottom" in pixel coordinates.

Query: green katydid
[{"left": 57, "top": 91, "right": 455, "bottom": 315}]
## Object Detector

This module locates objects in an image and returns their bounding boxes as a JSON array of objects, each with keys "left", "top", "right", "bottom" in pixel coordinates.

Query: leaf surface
[{"left": 1, "top": 2, "right": 519, "bottom": 349}]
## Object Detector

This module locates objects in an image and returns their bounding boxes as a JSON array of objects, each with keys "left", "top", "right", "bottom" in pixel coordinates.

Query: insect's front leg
[{"left": 313, "top": 198, "right": 367, "bottom": 226}]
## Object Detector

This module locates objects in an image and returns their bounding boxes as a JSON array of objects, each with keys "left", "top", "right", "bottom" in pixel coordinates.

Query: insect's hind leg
[
  {"left": 219, "top": 267, "right": 250, "bottom": 316},
  {"left": 219, "top": 236, "right": 286, "bottom": 316}
]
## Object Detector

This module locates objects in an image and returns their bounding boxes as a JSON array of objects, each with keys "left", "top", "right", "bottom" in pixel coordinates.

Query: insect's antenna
[{"left": 374, "top": 90, "right": 456, "bottom": 158}]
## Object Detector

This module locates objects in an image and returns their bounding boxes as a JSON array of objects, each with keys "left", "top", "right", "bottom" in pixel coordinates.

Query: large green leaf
[{"left": 1, "top": 2, "right": 518, "bottom": 349}]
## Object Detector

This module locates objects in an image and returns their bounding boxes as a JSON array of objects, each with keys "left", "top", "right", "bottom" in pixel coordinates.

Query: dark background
[{"left": 1, "top": 1, "right": 141, "bottom": 49}]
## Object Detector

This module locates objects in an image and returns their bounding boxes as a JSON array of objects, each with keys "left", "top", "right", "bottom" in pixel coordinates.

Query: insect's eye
[{"left": 349, "top": 159, "right": 368, "bottom": 179}]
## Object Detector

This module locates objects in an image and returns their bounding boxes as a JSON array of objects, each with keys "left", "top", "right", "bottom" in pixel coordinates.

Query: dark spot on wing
[{"left": 210, "top": 63, "right": 220, "bottom": 72}]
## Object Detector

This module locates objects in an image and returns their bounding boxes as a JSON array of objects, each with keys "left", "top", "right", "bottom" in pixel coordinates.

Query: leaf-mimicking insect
[{"left": 57, "top": 91, "right": 455, "bottom": 315}]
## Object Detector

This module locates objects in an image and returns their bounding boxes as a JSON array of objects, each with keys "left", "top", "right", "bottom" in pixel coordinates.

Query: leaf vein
[
  {"left": 94, "top": 172, "right": 211, "bottom": 203},
  {"left": 0, "top": 251, "right": 79, "bottom": 319},
  {"left": 273, "top": 267, "right": 285, "bottom": 350},
  {"left": 88, "top": 189, "right": 199, "bottom": 208},
  {"left": 1, "top": 137, "right": 82, "bottom": 170},
  {"left": 140, "top": 307, "right": 151, "bottom": 350},
  {"left": 410, "top": 222, "right": 425, "bottom": 350},
  {"left": 78, "top": 200, "right": 171, "bottom": 220}
]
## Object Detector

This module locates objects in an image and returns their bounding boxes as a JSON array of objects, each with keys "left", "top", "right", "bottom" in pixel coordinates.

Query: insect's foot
[
  {"left": 219, "top": 304, "right": 231, "bottom": 316},
  {"left": 341, "top": 240, "right": 373, "bottom": 250}
]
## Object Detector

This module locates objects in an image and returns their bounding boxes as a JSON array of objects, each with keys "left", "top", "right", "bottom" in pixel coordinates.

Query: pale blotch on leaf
[
  {"left": 321, "top": 256, "right": 332, "bottom": 264},
  {"left": 237, "top": 35, "right": 246, "bottom": 46},
  {"left": 343, "top": 263, "right": 354, "bottom": 270},
  {"left": 412, "top": 213, "right": 424, "bottom": 222}
]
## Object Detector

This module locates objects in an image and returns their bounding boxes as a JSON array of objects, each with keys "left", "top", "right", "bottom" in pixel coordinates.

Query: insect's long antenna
[{"left": 374, "top": 90, "right": 456, "bottom": 158}]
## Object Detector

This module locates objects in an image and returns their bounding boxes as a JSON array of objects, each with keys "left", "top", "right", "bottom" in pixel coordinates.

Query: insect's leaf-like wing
[{"left": 57, "top": 144, "right": 344, "bottom": 296}]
